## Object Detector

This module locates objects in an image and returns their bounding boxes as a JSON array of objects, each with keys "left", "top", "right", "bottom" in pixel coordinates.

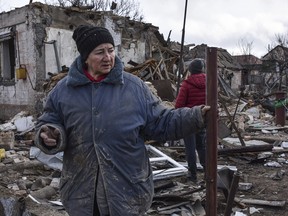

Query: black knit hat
[
  {"left": 72, "top": 25, "right": 115, "bottom": 61},
  {"left": 188, "top": 58, "right": 205, "bottom": 74}
]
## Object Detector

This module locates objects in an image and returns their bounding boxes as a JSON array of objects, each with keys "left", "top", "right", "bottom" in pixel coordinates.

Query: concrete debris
[
  {"left": 249, "top": 207, "right": 263, "bottom": 214},
  {"left": 0, "top": 197, "right": 32, "bottom": 216},
  {"left": 271, "top": 170, "right": 285, "bottom": 180},
  {"left": 1, "top": 85, "right": 288, "bottom": 215},
  {"left": 9, "top": 111, "right": 35, "bottom": 132},
  {"left": 238, "top": 183, "right": 253, "bottom": 191},
  {"left": 281, "top": 141, "right": 288, "bottom": 148},
  {"left": 30, "top": 146, "right": 63, "bottom": 171},
  {"left": 0, "top": 131, "right": 15, "bottom": 150},
  {"left": 233, "top": 211, "right": 247, "bottom": 216},
  {"left": 30, "top": 185, "right": 57, "bottom": 200},
  {"left": 0, "top": 122, "right": 16, "bottom": 132},
  {"left": 264, "top": 161, "right": 282, "bottom": 167}
]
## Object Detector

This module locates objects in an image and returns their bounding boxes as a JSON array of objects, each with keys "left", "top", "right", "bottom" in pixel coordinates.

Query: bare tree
[
  {"left": 271, "top": 33, "right": 288, "bottom": 49},
  {"left": 267, "top": 33, "right": 288, "bottom": 54},
  {"left": 44, "top": 0, "right": 143, "bottom": 21},
  {"left": 264, "top": 33, "right": 288, "bottom": 91},
  {"left": 237, "top": 38, "right": 254, "bottom": 55},
  {"left": 112, "top": 0, "right": 142, "bottom": 20}
]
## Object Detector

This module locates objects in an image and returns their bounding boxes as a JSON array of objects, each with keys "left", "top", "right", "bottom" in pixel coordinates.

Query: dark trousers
[{"left": 183, "top": 129, "right": 206, "bottom": 180}]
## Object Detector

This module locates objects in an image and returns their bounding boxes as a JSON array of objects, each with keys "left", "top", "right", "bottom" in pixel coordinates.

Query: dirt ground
[
  {"left": 149, "top": 144, "right": 288, "bottom": 216},
  {"left": 217, "top": 152, "right": 288, "bottom": 216},
  {"left": 0, "top": 142, "right": 288, "bottom": 216}
]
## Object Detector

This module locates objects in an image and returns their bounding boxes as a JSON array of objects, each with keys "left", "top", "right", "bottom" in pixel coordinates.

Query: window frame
[{"left": 0, "top": 27, "right": 16, "bottom": 85}]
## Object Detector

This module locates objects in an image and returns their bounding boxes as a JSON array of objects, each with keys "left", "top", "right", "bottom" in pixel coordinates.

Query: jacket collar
[{"left": 66, "top": 55, "right": 124, "bottom": 87}]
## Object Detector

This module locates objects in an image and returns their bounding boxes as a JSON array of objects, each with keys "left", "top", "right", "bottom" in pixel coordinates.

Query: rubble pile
[{"left": 1, "top": 92, "right": 288, "bottom": 215}]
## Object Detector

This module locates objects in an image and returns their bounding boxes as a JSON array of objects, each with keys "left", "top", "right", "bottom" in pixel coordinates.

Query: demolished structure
[
  {"left": 1, "top": 2, "right": 288, "bottom": 216},
  {"left": 0, "top": 2, "right": 174, "bottom": 120},
  {"left": 1, "top": 3, "right": 287, "bottom": 122}
]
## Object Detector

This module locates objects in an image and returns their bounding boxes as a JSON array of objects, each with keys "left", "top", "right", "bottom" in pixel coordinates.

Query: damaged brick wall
[{"left": 0, "top": 2, "right": 164, "bottom": 120}]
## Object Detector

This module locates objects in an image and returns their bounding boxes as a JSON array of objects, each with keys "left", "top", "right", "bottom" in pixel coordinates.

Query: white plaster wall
[
  {"left": 105, "top": 18, "right": 121, "bottom": 49},
  {"left": 231, "top": 71, "right": 242, "bottom": 90},
  {"left": 119, "top": 41, "right": 146, "bottom": 66},
  {"left": 45, "top": 27, "right": 78, "bottom": 78},
  {"left": 18, "top": 24, "right": 38, "bottom": 104},
  {"left": 0, "top": 23, "right": 37, "bottom": 106},
  {"left": 45, "top": 23, "right": 146, "bottom": 71},
  {"left": 1, "top": 21, "right": 152, "bottom": 110},
  {"left": 0, "top": 85, "right": 17, "bottom": 104},
  {"left": 105, "top": 17, "right": 146, "bottom": 66}
]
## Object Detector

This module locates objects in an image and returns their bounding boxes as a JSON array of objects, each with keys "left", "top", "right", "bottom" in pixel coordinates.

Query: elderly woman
[{"left": 34, "top": 25, "right": 209, "bottom": 216}]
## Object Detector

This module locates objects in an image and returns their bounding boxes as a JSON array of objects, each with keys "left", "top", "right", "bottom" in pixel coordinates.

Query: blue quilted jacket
[{"left": 35, "top": 55, "right": 205, "bottom": 216}]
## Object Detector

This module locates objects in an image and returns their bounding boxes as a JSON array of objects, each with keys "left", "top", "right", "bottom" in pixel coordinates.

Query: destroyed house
[
  {"left": 233, "top": 54, "right": 263, "bottom": 90},
  {"left": 261, "top": 45, "right": 288, "bottom": 92},
  {"left": 188, "top": 44, "right": 243, "bottom": 91},
  {"left": 0, "top": 2, "right": 166, "bottom": 120}
]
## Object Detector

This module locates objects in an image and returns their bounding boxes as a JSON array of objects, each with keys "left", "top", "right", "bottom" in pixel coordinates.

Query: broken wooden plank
[
  {"left": 246, "top": 125, "right": 288, "bottom": 132},
  {"left": 154, "top": 180, "right": 176, "bottom": 192},
  {"left": 219, "top": 98, "right": 246, "bottom": 146},
  {"left": 157, "top": 201, "right": 191, "bottom": 212},
  {"left": 244, "top": 135, "right": 288, "bottom": 143},
  {"left": 235, "top": 197, "right": 286, "bottom": 207},
  {"left": 272, "top": 148, "right": 288, "bottom": 153},
  {"left": 218, "top": 144, "right": 273, "bottom": 155}
]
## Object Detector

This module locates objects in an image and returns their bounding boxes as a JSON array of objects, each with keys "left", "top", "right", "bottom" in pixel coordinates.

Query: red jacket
[{"left": 175, "top": 73, "right": 206, "bottom": 108}]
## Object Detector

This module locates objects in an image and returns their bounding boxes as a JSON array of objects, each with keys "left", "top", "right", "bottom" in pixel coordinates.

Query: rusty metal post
[
  {"left": 275, "top": 91, "right": 286, "bottom": 126},
  {"left": 224, "top": 171, "right": 240, "bottom": 216},
  {"left": 206, "top": 47, "right": 218, "bottom": 215}
]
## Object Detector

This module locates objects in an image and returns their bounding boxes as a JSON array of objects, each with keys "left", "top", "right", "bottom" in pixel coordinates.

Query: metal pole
[
  {"left": 206, "top": 47, "right": 218, "bottom": 216},
  {"left": 45, "top": 40, "right": 61, "bottom": 72},
  {"left": 52, "top": 40, "right": 61, "bottom": 72},
  {"left": 224, "top": 171, "right": 240, "bottom": 216},
  {"left": 176, "top": 0, "right": 188, "bottom": 96}
]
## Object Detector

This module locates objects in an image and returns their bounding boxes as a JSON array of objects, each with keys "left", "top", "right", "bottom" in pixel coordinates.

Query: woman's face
[{"left": 85, "top": 43, "right": 115, "bottom": 77}]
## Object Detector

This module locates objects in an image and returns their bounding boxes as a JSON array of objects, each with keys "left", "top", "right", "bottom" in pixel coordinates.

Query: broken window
[
  {"left": 146, "top": 145, "right": 188, "bottom": 180},
  {"left": 0, "top": 27, "right": 16, "bottom": 83}
]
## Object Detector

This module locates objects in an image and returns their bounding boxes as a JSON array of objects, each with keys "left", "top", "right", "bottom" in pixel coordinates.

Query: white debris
[
  {"left": 0, "top": 122, "right": 16, "bottom": 131},
  {"left": 14, "top": 116, "right": 35, "bottom": 132},
  {"left": 281, "top": 141, "right": 288, "bottom": 149},
  {"left": 264, "top": 161, "right": 282, "bottom": 167}
]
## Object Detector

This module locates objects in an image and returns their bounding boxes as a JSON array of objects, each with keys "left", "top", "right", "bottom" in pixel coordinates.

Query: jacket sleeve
[
  {"left": 34, "top": 123, "right": 66, "bottom": 155},
  {"left": 34, "top": 90, "right": 67, "bottom": 155},
  {"left": 175, "top": 81, "right": 188, "bottom": 108},
  {"left": 142, "top": 82, "right": 205, "bottom": 142}
]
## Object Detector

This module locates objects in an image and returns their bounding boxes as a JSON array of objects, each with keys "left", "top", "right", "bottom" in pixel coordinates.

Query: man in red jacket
[{"left": 175, "top": 58, "right": 206, "bottom": 182}]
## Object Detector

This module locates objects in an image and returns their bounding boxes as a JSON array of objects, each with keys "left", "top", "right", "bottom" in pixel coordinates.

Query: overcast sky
[{"left": 1, "top": 0, "right": 288, "bottom": 58}]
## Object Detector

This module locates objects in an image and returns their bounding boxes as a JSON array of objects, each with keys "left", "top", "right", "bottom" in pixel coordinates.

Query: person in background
[
  {"left": 34, "top": 25, "right": 210, "bottom": 216},
  {"left": 175, "top": 58, "right": 207, "bottom": 183}
]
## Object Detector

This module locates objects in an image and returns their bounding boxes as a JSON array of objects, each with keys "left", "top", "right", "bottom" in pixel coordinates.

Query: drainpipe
[
  {"left": 45, "top": 40, "right": 61, "bottom": 72},
  {"left": 275, "top": 91, "right": 286, "bottom": 126},
  {"left": 206, "top": 47, "right": 218, "bottom": 216}
]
